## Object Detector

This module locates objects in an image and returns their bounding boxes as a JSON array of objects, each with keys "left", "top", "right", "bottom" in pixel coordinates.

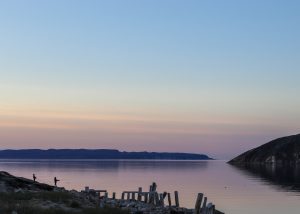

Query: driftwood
[{"left": 83, "top": 182, "right": 222, "bottom": 214}]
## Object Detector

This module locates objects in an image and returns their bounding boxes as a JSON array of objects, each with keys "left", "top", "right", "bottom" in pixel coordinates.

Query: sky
[{"left": 0, "top": 0, "right": 299, "bottom": 159}]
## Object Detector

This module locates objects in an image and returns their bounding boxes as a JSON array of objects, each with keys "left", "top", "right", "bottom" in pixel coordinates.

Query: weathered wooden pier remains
[{"left": 82, "top": 182, "right": 219, "bottom": 214}]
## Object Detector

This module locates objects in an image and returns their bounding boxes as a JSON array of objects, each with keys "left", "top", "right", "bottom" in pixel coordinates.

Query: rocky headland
[{"left": 229, "top": 134, "right": 300, "bottom": 165}]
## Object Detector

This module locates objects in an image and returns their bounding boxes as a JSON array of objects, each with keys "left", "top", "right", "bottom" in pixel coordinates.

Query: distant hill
[
  {"left": 229, "top": 134, "right": 300, "bottom": 164},
  {"left": 0, "top": 149, "right": 212, "bottom": 160}
]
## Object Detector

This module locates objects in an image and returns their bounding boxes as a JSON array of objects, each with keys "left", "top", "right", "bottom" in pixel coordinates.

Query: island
[
  {"left": 0, "top": 149, "right": 212, "bottom": 160},
  {"left": 228, "top": 133, "right": 300, "bottom": 164}
]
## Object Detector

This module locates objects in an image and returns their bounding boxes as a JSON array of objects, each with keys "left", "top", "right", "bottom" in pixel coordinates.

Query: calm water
[{"left": 0, "top": 160, "right": 299, "bottom": 214}]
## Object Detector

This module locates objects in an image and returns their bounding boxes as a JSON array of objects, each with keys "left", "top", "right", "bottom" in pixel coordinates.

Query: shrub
[{"left": 70, "top": 200, "right": 81, "bottom": 208}]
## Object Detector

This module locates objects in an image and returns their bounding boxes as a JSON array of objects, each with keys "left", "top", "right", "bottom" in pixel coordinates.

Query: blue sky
[{"left": 0, "top": 0, "right": 299, "bottom": 159}]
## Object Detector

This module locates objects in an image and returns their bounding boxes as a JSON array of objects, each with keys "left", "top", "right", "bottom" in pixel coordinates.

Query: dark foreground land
[
  {"left": 0, "top": 171, "right": 223, "bottom": 214},
  {"left": 0, "top": 171, "right": 128, "bottom": 214}
]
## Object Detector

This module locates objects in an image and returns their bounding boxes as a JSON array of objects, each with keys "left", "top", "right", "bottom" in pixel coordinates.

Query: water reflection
[
  {"left": 230, "top": 163, "right": 300, "bottom": 192},
  {"left": 0, "top": 160, "right": 208, "bottom": 171}
]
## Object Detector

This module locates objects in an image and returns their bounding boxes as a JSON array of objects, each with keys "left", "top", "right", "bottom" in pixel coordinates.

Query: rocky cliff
[{"left": 229, "top": 134, "right": 300, "bottom": 164}]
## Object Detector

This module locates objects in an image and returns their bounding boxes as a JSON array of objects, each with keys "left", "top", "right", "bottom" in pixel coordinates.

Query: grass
[
  {"left": 1, "top": 206, "right": 129, "bottom": 214},
  {"left": 0, "top": 191, "right": 72, "bottom": 202},
  {"left": 38, "top": 191, "right": 72, "bottom": 203},
  {"left": 70, "top": 200, "right": 81, "bottom": 208},
  {"left": 0, "top": 192, "right": 129, "bottom": 214},
  {"left": 0, "top": 206, "right": 129, "bottom": 214}
]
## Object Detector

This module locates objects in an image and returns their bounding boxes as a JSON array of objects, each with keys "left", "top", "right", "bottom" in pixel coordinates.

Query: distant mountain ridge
[
  {"left": 0, "top": 149, "right": 212, "bottom": 160},
  {"left": 229, "top": 134, "right": 300, "bottom": 164}
]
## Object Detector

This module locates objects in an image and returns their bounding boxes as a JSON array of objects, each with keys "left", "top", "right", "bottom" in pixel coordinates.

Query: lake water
[{"left": 0, "top": 160, "right": 299, "bottom": 214}]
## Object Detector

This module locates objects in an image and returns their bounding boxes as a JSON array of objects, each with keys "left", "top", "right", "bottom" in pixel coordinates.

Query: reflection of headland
[
  {"left": 229, "top": 163, "right": 300, "bottom": 192},
  {"left": 0, "top": 160, "right": 209, "bottom": 172}
]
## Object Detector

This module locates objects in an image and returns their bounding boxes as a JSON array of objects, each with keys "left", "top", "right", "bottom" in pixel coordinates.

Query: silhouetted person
[
  {"left": 33, "top": 174, "right": 37, "bottom": 182},
  {"left": 54, "top": 177, "right": 60, "bottom": 186}
]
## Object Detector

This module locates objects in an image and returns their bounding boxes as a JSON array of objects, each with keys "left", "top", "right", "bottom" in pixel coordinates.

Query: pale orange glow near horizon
[{"left": 0, "top": 106, "right": 299, "bottom": 159}]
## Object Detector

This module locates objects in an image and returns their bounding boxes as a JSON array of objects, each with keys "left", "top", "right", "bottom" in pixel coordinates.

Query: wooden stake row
[{"left": 83, "top": 183, "right": 217, "bottom": 214}]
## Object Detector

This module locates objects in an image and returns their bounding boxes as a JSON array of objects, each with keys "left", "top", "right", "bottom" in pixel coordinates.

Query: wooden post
[
  {"left": 112, "top": 192, "right": 116, "bottom": 199},
  {"left": 121, "top": 192, "right": 125, "bottom": 200},
  {"left": 174, "top": 191, "right": 179, "bottom": 207},
  {"left": 201, "top": 197, "right": 207, "bottom": 214},
  {"left": 152, "top": 182, "right": 157, "bottom": 191},
  {"left": 132, "top": 192, "right": 136, "bottom": 200},
  {"left": 212, "top": 204, "right": 215, "bottom": 214},
  {"left": 149, "top": 185, "right": 153, "bottom": 203},
  {"left": 206, "top": 203, "right": 213, "bottom": 214},
  {"left": 194, "top": 193, "right": 203, "bottom": 214},
  {"left": 167, "top": 193, "right": 172, "bottom": 207},
  {"left": 149, "top": 184, "right": 153, "bottom": 192},
  {"left": 127, "top": 192, "right": 130, "bottom": 200},
  {"left": 104, "top": 192, "right": 108, "bottom": 199},
  {"left": 138, "top": 187, "right": 142, "bottom": 201},
  {"left": 149, "top": 192, "right": 153, "bottom": 204},
  {"left": 144, "top": 193, "right": 148, "bottom": 203},
  {"left": 149, "top": 182, "right": 157, "bottom": 204},
  {"left": 159, "top": 193, "right": 164, "bottom": 206},
  {"left": 155, "top": 192, "right": 160, "bottom": 205}
]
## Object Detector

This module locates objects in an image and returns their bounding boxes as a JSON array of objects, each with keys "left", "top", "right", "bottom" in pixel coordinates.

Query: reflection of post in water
[{"left": 231, "top": 163, "right": 300, "bottom": 192}]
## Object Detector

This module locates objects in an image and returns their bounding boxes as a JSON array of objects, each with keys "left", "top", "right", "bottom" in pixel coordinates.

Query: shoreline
[{"left": 0, "top": 171, "right": 224, "bottom": 214}]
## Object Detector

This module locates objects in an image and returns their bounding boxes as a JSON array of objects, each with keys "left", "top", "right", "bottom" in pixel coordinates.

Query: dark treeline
[{"left": 0, "top": 149, "right": 212, "bottom": 160}]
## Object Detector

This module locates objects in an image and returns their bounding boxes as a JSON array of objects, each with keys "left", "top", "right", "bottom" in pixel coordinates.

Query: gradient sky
[{"left": 0, "top": 0, "right": 299, "bottom": 159}]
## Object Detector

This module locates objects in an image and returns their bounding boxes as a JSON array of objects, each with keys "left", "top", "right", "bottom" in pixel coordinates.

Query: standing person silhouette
[
  {"left": 33, "top": 174, "right": 37, "bottom": 182},
  {"left": 54, "top": 177, "right": 60, "bottom": 186}
]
